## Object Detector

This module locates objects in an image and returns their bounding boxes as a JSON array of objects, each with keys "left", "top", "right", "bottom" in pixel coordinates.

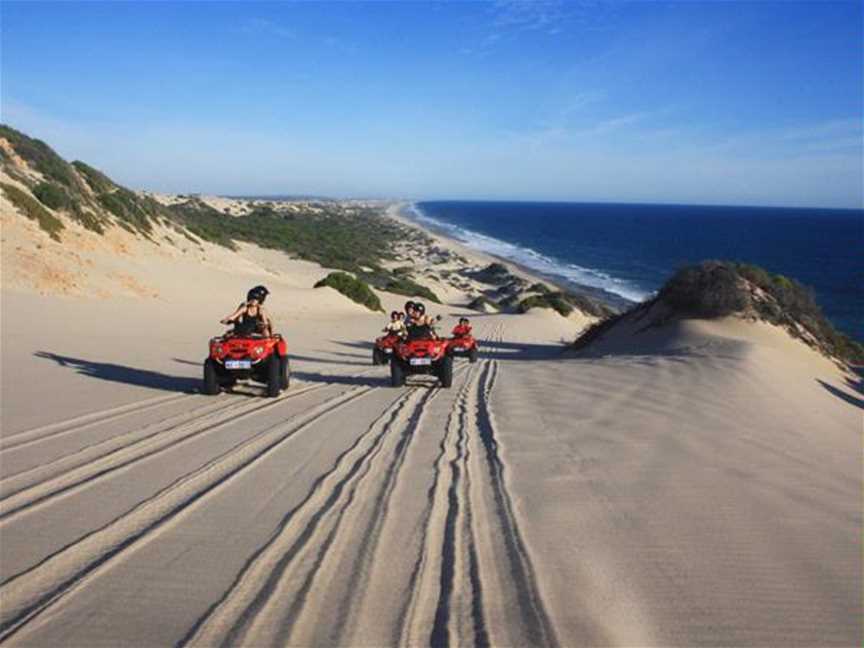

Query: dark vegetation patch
[
  {"left": 574, "top": 260, "right": 864, "bottom": 364},
  {"left": 471, "top": 262, "right": 512, "bottom": 285},
  {"left": 1, "top": 182, "right": 64, "bottom": 240},
  {"left": 165, "top": 200, "right": 403, "bottom": 273},
  {"left": 314, "top": 272, "right": 383, "bottom": 312},
  {"left": 97, "top": 188, "right": 157, "bottom": 234},
  {"left": 467, "top": 295, "right": 499, "bottom": 312},
  {"left": 32, "top": 182, "right": 70, "bottom": 211},
  {"left": 71, "top": 160, "right": 115, "bottom": 193},
  {"left": 518, "top": 291, "right": 615, "bottom": 318},
  {"left": 0, "top": 125, "right": 82, "bottom": 189},
  {"left": 380, "top": 276, "right": 441, "bottom": 303},
  {"left": 33, "top": 181, "right": 105, "bottom": 233}
]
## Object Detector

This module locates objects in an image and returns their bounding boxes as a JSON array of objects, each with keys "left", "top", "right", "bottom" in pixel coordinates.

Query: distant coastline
[
  {"left": 398, "top": 202, "right": 635, "bottom": 311},
  {"left": 405, "top": 199, "right": 863, "bottom": 340}
]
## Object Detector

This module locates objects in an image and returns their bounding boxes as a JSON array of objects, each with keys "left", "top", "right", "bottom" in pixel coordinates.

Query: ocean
[{"left": 410, "top": 201, "right": 863, "bottom": 341}]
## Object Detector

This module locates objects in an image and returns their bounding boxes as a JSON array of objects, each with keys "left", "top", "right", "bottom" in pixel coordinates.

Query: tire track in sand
[
  {"left": 0, "top": 382, "right": 380, "bottom": 644},
  {"left": 399, "top": 323, "right": 502, "bottom": 647},
  {"left": 178, "top": 365, "right": 468, "bottom": 648},
  {"left": 0, "top": 384, "right": 325, "bottom": 524},
  {"left": 0, "top": 393, "right": 191, "bottom": 452},
  {"left": 402, "top": 323, "right": 558, "bottom": 647}
]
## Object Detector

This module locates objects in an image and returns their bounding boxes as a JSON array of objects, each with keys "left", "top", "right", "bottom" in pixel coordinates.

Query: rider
[
  {"left": 403, "top": 301, "right": 418, "bottom": 327},
  {"left": 406, "top": 302, "right": 438, "bottom": 339},
  {"left": 383, "top": 310, "right": 407, "bottom": 337},
  {"left": 452, "top": 317, "right": 472, "bottom": 338},
  {"left": 221, "top": 285, "right": 273, "bottom": 337}
]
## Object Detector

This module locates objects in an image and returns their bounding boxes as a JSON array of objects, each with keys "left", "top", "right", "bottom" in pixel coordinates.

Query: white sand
[{"left": 0, "top": 199, "right": 860, "bottom": 646}]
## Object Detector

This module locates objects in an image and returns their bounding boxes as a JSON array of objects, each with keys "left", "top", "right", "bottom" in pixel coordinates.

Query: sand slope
[
  {"left": 1, "top": 287, "right": 860, "bottom": 646},
  {"left": 1, "top": 195, "right": 861, "bottom": 645}
]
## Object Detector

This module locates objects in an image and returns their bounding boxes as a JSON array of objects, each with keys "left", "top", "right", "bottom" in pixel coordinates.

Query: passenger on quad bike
[
  {"left": 221, "top": 285, "right": 273, "bottom": 337},
  {"left": 403, "top": 301, "right": 418, "bottom": 327},
  {"left": 452, "top": 317, "right": 472, "bottom": 338},
  {"left": 383, "top": 310, "right": 407, "bottom": 337}
]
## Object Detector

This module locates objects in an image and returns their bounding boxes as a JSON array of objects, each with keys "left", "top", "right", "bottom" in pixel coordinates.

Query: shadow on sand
[
  {"left": 36, "top": 352, "right": 200, "bottom": 393},
  {"left": 291, "top": 370, "right": 386, "bottom": 388},
  {"left": 818, "top": 367, "right": 864, "bottom": 410}
]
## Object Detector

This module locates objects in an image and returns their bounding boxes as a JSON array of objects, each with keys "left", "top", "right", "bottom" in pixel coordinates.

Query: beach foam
[{"left": 407, "top": 203, "right": 650, "bottom": 303}]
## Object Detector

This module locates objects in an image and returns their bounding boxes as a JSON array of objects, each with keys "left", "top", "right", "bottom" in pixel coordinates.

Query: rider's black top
[{"left": 235, "top": 306, "right": 263, "bottom": 336}]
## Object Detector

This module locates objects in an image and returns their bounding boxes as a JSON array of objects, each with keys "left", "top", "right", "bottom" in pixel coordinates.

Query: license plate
[
  {"left": 384, "top": 348, "right": 392, "bottom": 353},
  {"left": 453, "top": 347, "right": 466, "bottom": 351},
  {"left": 225, "top": 360, "right": 251, "bottom": 369},
  {"left": 410, "top": 358, "right": 432, "bottom": 366}
]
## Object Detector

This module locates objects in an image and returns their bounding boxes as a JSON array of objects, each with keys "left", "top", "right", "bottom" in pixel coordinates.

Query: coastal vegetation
[
  {"left": 1, "top": 181, "right": 64, "bottom": 240},
  {"left": 575, "top": 260, "right": 864, "bottom": 363},
  {"left": 314, "top": 272, "right": 383, "bottom": 312},
  {"left": 380, "top": 276, "right": 440, "bottom": 303},
  {"left": 518, "top": 290, "right": 615, "bottom": 318}
]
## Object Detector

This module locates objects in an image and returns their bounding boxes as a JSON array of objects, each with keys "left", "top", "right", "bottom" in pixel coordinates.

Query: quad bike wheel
[
  {"left": 438, "top": 355, "right": 454, "bottom": 388},
  {"left": 390, "top": 357, "right": 406, "bottom": 387},
  {"left": 280, "top": 356, "right": 290, "bottom": 390},
  {"left": 469, "top": 347, "right": 478, "bottom": 364},
  {"left": 266, "top": 355, "right": 281, "bottom": 397},
  {"left": 372, "top": 348, "right": 383, "bottom": 366},
  {"left": 203, "top": 359, "right": 220, "bottom": 395}
]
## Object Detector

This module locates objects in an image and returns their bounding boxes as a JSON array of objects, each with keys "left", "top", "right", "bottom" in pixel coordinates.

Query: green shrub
[
  {"left": 472, "top": 262, "right": 513, "bottom": 285},
  {"left": 97, "top": 188, "right": 155, "bottom": 233},
  {"left": 467, "top": 295, "right": 499, "bottom": 312},
  {"left": 528, "top": 282, "right": 551, "bottom": 294},
  {"left": 382, "top": 276, "right": 441, "bottom": 303},
  {"left": 0, "top": 125, "right": 80, "bottom": 188},
  {"left": 1, "top": 182, "right": 64, "bottom": 240},
  {"left": 33, "top": 182, "right": 71, "bottom": 210},
  {"left": 71, "top": 160, "right": 115, "bottom": 193},
  {"left": 314, "top": 272, "right": 383, "bottom": 312},
  {"left": 654, "top": 260, "right": 864, "bottom": 364},
  {"left": 659, "top": 261, "right": 748, "bottom": 317},
  {"left": 518, "top": 294, "right": 573, "bottom": 317},
  {"left": 517, "top": 290, "right": 612, "bottom": 318}
]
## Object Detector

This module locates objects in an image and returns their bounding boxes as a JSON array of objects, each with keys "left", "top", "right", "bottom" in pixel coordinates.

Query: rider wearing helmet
[
  {"left": 405, "top": 302, "right": 438, "bottom": 340},
  {"left": 221, "top": 285, "right": 273, "bottom": 337},
  {"left": 452, "top": 317, "right": 472, "bottom": 338},
  {"left": 403, "top": 300, "right": 417, "bottom": 326}
]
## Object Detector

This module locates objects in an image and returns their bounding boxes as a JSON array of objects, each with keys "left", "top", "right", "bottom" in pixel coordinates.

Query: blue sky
[{"left": 2, "top": 1, "right": 862, "bottom": 207}]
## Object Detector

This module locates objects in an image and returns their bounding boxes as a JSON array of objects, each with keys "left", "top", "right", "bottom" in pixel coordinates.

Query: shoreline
[{"left": 389, "top": 201, "right": 635, "bottom": 311}]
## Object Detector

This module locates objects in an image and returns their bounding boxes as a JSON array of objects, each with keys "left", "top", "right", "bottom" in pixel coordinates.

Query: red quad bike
[
  {"left": 390, "top": 332, "right": 453, "bottom": 388},
  {"left": 372, "top": 334, "right": 400, "bottom": 365},
  {"left": 203, "top": 334, "right": 289, "bottom": 397},
  {"left": 447, "top": 333, "right": 479, "bottom": 363}
]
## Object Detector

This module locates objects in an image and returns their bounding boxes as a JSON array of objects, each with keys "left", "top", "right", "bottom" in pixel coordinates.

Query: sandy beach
[{"left": 1, "top": 193, "right": 861, "bottom": 646}]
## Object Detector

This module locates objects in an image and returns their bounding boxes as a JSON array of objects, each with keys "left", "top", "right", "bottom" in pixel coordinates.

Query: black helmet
[
  {"left": 415, "top": 302, "right": 426, "bottom": 315},
  {"left": 404, "top": 300, "right": 416, "bottom": 312},
  {"left": 247, "top": 285, "right": 269, "bottom": 302},
  {"left": 460, "top": 317, "right": 469, "bottom": 324},
  {"left": 390, "top": 310, "right": 399, "bottom": 319}
]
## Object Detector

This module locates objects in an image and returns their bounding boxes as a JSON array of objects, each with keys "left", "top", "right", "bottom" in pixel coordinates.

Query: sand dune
[{"left": 1, "top": 198, "right": 861, "bottom": 645}]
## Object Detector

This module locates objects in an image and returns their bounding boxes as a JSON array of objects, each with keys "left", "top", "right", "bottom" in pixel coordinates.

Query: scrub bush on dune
[
  {"left": 574, "top": 260, "right": 864, "bottom": 364},
  {"left": 0, "top": 125, "right": 81, "bottom": 189},
  {"left": 381, "top": 276, "right": 441, "bottom": 303},
  {"left": 314, "top": 272, "right": 383, "bottom": 312},
  {"left": 0, "top": 182, "right": 64, "bottom": 240},
  {"left": 659, "top": 261, "right": 749, "bottom": 317}
]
